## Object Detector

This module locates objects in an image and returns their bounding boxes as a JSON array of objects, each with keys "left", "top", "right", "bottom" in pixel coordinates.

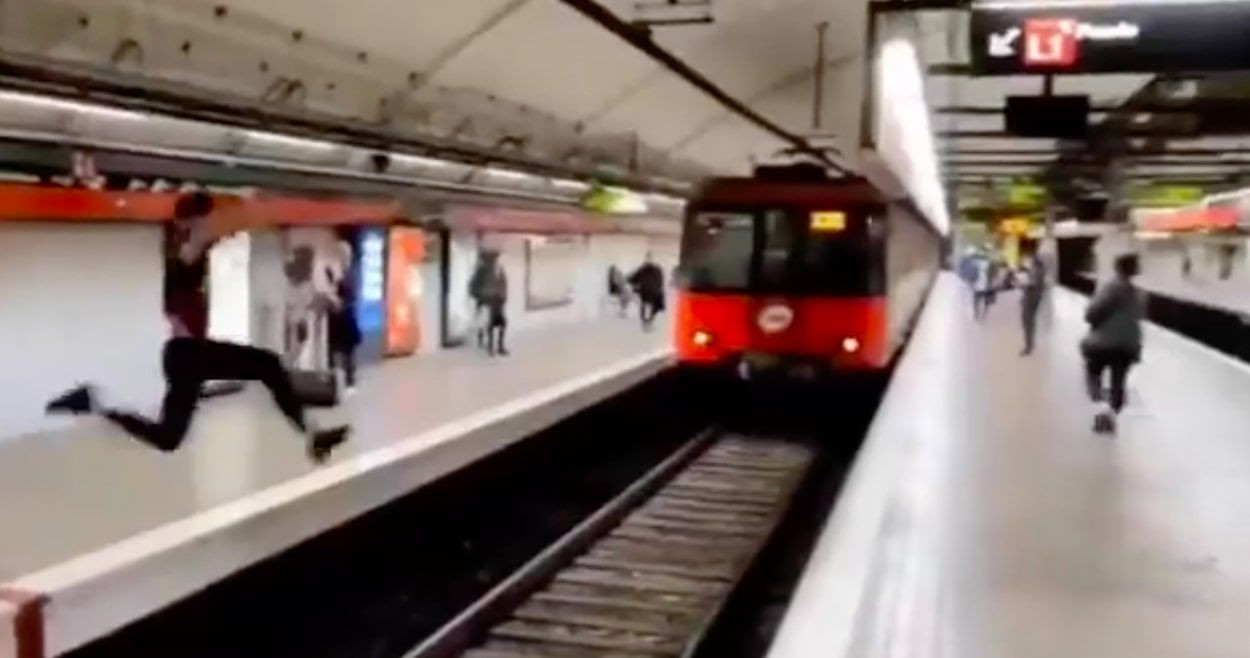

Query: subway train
[{"left": 673, "top": 163, "right": 942, "bottom": 379}]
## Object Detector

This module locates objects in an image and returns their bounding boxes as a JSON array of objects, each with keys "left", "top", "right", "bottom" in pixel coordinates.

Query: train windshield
[
  {"left": 681, "top": 211, "right": 754, "bottom": 289},
  {"left": 679, "top": 206, "right": 884, "bottom": 295}
]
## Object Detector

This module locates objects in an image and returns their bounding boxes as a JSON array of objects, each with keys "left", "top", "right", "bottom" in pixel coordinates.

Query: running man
[
  {"left": 1081, "top": 253, "right": 1145, "bottom": 434},
  {"left": 46, "top": 192, "right": 351, "bottom": 462}
]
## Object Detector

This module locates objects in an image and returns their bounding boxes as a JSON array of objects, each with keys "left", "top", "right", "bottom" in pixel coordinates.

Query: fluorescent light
[
  {"left": 243, "top": 129, "right": 337, "bottom": 151},
  {"left": 484, "top": 167, "right": 536, "bottom": 181},
  {"left": 878, "top": 38, "right": 950, "bottom": 235},
  {"left": 646, "top": 193, "right": 686, "bottom": 206},
  {"left": 0, "top": 90, "right": 147, "bottom": 121},
  {"left": 0, "top": 171, "right": 40, "bottom": 183},
  {"left": 973, "top": 0, "right": 1239, "bottom": 9},
  {"left": 551, "top": 178, "right": 590, "bottom": 191},
  {"left": 391, "top": 152, "right": 454, "bottom": 168}
]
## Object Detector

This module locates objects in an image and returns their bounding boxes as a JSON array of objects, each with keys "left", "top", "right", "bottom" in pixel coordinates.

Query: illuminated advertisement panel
[
  {"left": 355, "top": 228, "right": 388, "bottom": 359},
  {"left": 386, "top": 227, "right": 425, "bottom": 356},
  {"left": 971, "top": 1, "right": 1250, "bottom": 75}
]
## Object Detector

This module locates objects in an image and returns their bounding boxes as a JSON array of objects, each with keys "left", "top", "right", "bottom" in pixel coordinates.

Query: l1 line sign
[{"left": 969, "top": 1, "right": 1250, "bottom": 75}]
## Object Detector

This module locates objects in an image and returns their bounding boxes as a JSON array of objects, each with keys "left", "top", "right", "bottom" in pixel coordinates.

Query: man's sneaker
[
  {"left": 46, "top": 385, "right": 96, "bottom": 415},
  {"left": 308, "top": 425, "right": 351, "bottom": 464},
  {"left": 1093, "top": 410, "right": 1116, "bottom": 434}
]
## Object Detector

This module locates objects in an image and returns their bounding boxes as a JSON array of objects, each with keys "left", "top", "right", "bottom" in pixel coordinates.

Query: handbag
[{"left": 290, "top": 369, "right": 339, "bottom": 407}]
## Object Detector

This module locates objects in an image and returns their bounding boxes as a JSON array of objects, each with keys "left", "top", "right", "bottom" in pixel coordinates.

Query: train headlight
[
  {"left": 842, "top": 337, "right": 861, "bottom": 353},
  {"left": 692, "top": 330, "right": 714, "bottom": 347}
]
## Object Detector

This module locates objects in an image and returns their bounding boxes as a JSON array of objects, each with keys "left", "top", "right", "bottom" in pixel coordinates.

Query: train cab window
[
  {"left": 680, "top": 212, "right": 753, "bottom": 289},
  {"left": 801, "top": 208, "right": 886, "bottom": 295}
]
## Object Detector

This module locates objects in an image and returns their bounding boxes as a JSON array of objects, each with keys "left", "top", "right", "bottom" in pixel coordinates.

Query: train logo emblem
[{"left": 757, "top": 305, "right": 794, "bottom": 334}]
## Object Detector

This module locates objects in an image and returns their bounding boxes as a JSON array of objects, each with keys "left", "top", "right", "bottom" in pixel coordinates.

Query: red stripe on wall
[
  {"left": 0, "top": 184, "right": 401, "bottom": 226},
  {"left": 0, "top": 586, "right": 47, "bottom": 658}
]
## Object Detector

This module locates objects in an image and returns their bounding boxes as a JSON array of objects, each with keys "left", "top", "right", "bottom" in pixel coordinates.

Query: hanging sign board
[
  {"left": 1127, "top": 185, "right": 1205, "bottom": 208},
  {"left": 1008, "top": 183, "right": 1046, "bottom": 208},
  {"left": 970, "top": 1, "right": 1250, "bottom": 75}
]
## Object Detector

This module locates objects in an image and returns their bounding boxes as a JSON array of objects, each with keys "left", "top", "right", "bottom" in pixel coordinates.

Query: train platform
[
  {"left": 0, "top": 319, "right": 670, "bottom": 658},
  {"left": 769, "top": 273, "right": 1250, "bottom": 658}
]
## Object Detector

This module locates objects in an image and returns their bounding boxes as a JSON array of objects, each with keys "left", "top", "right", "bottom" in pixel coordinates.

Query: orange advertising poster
[{"left": 386, "top": 227, "right": 425, "bottom": 356}]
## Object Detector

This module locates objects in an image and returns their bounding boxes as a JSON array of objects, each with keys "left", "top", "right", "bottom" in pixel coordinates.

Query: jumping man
[{"left": 46, "top": 192, "right": 351, "bottom": 462}]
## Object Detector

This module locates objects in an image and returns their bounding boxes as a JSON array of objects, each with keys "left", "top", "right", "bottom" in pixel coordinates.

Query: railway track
[{"left": 409, "top": 431, "right": 814, "bottom": 658}]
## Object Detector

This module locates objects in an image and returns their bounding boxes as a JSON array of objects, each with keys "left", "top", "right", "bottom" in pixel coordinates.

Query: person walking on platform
[
  {"left": 970, "top": 255, "right": 993, "bottom": 320},
  {"left": 1018, "top": 250, "right": 1047, "bottom": 355},
  {"left": 629, "top": 253, "right": 665, "bottom": 330},
  {"left": 607, "top": 264, "right": 631, "bottom": 317},
  {"left": 327, "top": 241, "right": 362, "bottom": 395},
  {"left": 1081, "top": 253, "right": 1145, "bottom": 434},
  {"left": 469, "top": 250, "right": 509, "bottom": 356},
  {"left": 46, "top": 192, "right": 351, "bottom": 462}
]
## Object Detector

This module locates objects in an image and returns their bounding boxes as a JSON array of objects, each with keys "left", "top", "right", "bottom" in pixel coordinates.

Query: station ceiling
[
  {"left": 0, "top": 0, "right": 870, "bottom": 187},
  {"left": 3, "top": 0, "right": 1245, "bottom": 214},
  {"left": 911, "top": 6, "right": 1250, "bottom": 214}
]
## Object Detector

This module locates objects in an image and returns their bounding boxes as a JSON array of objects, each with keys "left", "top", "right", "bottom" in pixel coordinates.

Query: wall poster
[
  {"left": 524, "top": 235, "right": 583, "bottom": 311},
  {"left": 386, "top": 227, "right": 425, "bottom": 356}
]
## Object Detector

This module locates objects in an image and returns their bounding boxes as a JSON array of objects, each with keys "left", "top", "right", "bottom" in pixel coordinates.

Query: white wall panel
[{"left": 0, "top": 224, "right": 166, "bottom": 441}]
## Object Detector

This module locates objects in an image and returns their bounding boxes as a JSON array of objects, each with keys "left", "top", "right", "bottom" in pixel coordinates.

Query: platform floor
[
  {"left": 0, "top": 317, "right": 667, "bottom": 583},
  {"left": 771, "top": 275, "right": 1250, "bottom": 658}
]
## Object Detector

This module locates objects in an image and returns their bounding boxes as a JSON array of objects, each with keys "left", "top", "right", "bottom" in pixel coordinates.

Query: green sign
[
  {"left": 1128, "top": 185, "right": 1204, "bottom": 208},
  {"left": 1007, "top": 183, "right": 1046, "bottom": 208},
  {"left": 582, "top": 183, "right": 647, "bottom": 215}
]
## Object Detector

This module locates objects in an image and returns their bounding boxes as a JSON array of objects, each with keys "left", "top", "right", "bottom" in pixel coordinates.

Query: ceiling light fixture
[
  {"left": 391, "top": 152, "right": 454, "bottom": 168},
  {"left": 0, "top": 90, "right": 147, "bottom": 122},
  {"left": 551, "top": 178, "right": 591, "bottom": 190},
  {"left": 484, "top": 167, "right": 536, "bottom": 181},
  {"left": 243, "top": 129, "right": 337, "bottom": 151}
]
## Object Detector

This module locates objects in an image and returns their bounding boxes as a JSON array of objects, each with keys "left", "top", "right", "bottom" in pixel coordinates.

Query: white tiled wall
[
  {"left": 0, "top": 223, "right": 166, "bottom": 441},
  {"left": 477, "top": 232, "right": 678, "bottom": 338}
]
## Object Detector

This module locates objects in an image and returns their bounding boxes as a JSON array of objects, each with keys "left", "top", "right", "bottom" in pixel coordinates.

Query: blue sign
[{"left": 356, "top": 228, "right": 387, "bottom": 334}]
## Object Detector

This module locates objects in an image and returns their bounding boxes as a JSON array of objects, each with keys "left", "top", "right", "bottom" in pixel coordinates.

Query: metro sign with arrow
[
  {"left": 985, "top": 17, "right": 1139, "bottom": 69},
  {"left": 972, "top": 1, "right": 1250, "bottom": 75}
]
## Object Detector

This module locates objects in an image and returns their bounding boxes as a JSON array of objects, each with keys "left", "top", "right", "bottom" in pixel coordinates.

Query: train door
[{"left": 747, "top": 208, "right": 801, "bottom": 355}]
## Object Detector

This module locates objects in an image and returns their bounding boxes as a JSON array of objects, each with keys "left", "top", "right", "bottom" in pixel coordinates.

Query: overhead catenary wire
[{"left": 557, "top": 0, "right": 853, "bottom": 176}]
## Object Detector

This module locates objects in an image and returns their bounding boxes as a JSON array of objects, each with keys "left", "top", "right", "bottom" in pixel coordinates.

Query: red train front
[{"left": 674, "top": 164, "right": 940, "bottom": 377}]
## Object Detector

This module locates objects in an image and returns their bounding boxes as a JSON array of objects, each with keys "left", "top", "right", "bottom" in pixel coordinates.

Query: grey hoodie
[{"left": 1082, "top": 277, "right": 1144, "bottom": 353}]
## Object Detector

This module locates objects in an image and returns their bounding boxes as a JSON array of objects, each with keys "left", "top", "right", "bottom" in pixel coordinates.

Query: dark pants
[
  {"left": 973, "top": 291, "right": 992, "bottom": 320},
  {"left": 639, "top": 295, "right": 661, "bottom": 328},
  {"left": 1083, "top": 347, "right": 1137, "bottom": 413},
  {"left": 102, "top": 337, "right": 307, "bottom": 452},
  {"left": 1021, "top": 291, "right": 1042, "bottom": 353},
  {"left": 332, "top": 349, "right": 357, "bottom": 387},
  {"left": 486, "top": 304, "right": 507, "bottom": 355}
]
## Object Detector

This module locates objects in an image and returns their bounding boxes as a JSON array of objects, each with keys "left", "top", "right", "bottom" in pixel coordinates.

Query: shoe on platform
[
  {"left": 308, "top": 425, "right": 351, "bottom": 464},
  {"left": 46, "top": 385, "right": 96, "bottom": 415}
]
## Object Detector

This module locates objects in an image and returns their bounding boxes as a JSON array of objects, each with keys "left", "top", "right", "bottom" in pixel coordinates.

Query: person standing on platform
[
  {"left": 327, "top": 241, "right": 362, "bottom": 395},
  {"left": 469, "top": 250, "right": 509, "bottom": 356},
  {"left": 629, "top": 253, "right": 665, "bottom": 330},
  {"left": 970, "top": 255, "right": 993, "bottom": 320},
  {"left": 46, "top": 192, "right": 351, "bottom": 462},
  {"left": 607, "top": 264, "right": 630, "bottom": 317},
  {"left": 1081, "top": 253, "right": 1145, "bottom": 434},
  {"left": 1018, "top": 250, "right": 1047, "bottom": 355}
]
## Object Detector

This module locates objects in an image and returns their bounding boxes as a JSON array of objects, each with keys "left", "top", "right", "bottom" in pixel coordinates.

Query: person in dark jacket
[
  {"left": 327, "top": 241, "right": 362, "bottom": 394},
  {"left": 629, "top": 253, "right": 665, "bottom": 330},
  {"left": 469, "top": 250, "right": 509, "bottom": 356},
  {"left": 1018, "top": 250, "right": 1047, "bottom": 355},
  {"left": 1082, "top": 253, "right": 1145, "bottom": 434}
]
